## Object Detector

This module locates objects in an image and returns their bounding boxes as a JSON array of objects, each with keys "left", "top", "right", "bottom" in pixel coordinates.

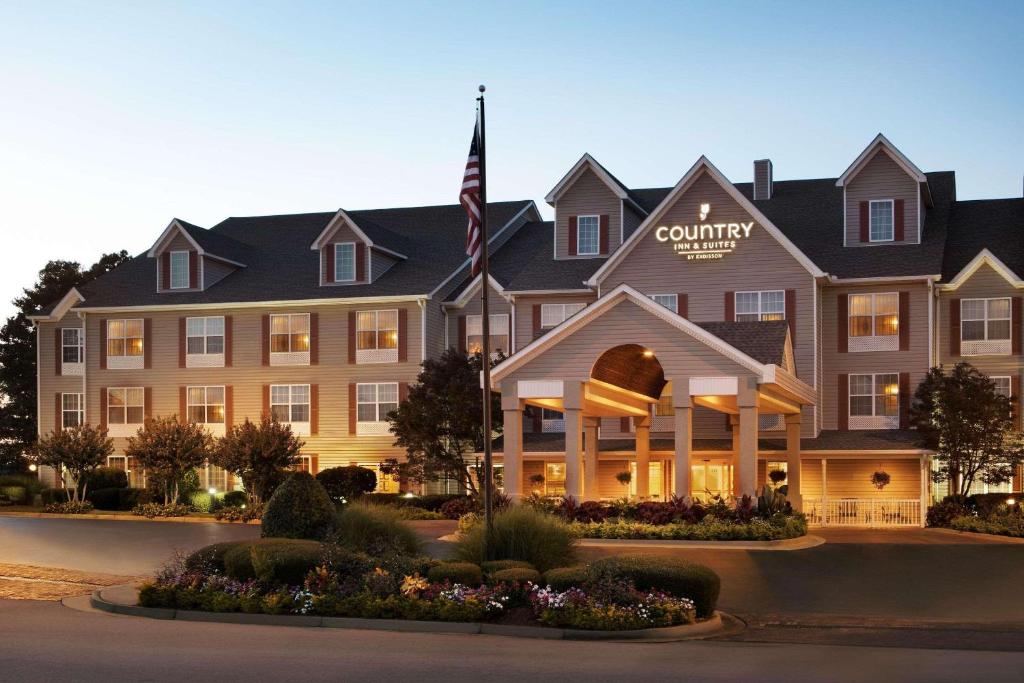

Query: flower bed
[{"left": 571, "top": 514, "right": 807, "bottom": 541}]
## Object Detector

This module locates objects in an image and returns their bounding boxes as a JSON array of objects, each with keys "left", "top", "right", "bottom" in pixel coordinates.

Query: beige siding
[
  {"left": 203, "top": 257, "right": 235, "bottom": 289},
  {"left": 512, "top": 293, "right": 596, "bottom": 350},
  {"left": 423, "top": 300, "right": 447, "bottom": 360},
  {"left": 798, "top": 458, "right": 921, "bottom": 499},
  {"left": 37, "top": 310, "right": 87, "bottom": 438},
  {"left": 820, "top": 283, "right": 931, "bottom": 430},
  {"left": 371, "top": 250, "right": 399, "bottom": 280},
  {"left": 554, "top": 167, "right": 622, "bottom": 259},
  {"left": 844, "top": 150, "right": 920, "bottom": 245},
  {"left": 622, "top": 204, "right": 645, "bottom": 241},
  {"left": 598, "top": 459, "right": 631, "bottom": 499},
  {"left": 446, "top": 281, "right": 511, "bottom": 351}
]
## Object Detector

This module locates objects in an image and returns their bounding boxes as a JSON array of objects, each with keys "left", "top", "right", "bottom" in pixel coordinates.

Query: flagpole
[{"left": 477, "top": 85, "right": 494, "bottom": 543}]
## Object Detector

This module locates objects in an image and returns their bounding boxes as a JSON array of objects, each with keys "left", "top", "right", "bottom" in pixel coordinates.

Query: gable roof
[
  {"left": 309, "top": 209, "right": 409, "bottom": 260},
  {"left": 836, "top": 133, "right": 927, "bottom": 187},
  {"left": 146, "top": 219, "right": 249, "bottom": 268}
]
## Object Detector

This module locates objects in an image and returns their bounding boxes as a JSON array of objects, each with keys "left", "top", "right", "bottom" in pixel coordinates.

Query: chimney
[{"left": 753, "top": 159, "right": 773, "bottom": 200}]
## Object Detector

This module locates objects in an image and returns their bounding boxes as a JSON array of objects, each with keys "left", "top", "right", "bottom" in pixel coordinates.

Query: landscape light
[
  {"left": 1007, "top": 498, "right": 1016, "bottom": 506},
  {"left": 403, "top": 492, "right": 416, "bottom": 499},
  {"left": 28, "top": 463, "right": 37, "bottom": 472},
  {"left": 208, "top": 487, "right": 217, "bottom": 495}
]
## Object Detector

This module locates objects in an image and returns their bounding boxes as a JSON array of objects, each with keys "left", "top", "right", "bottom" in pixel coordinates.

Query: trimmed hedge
[
  {"left": 0, "top": 474, "right": 42, "bottom": 500},
  {"left": 480, "top": 559, "right": 534, "bottom": 574},
  {"left": 489, "top": 567, "right": 541, "bottom": 585},
  {"left": 0, "top": 486, "right": 29, "bottom": 505},
  {"left": 427, "top": 562, "right": 483, "bottom": 587},
  {"left": 968, "top": 492, "right": 1022, "bottom": 519},
  {"left": 316, "top": 466, "right": 377, "bottom": 502},
  {"left": 223, "top": 542, "right": 259, "bottom": 581},
  {"left": 261, "top": 472, "right": 335, "bottom": 540},
  {"left": 221, "top": 490, "right": 248, "bottom": 508},
  {"left": 362, "top": 493, "right": 470, "bottom": 512},
  {"left": 79, "top": 467, "right": 128, "bottom": 493},
  {"left": 87, "top": 487, "right": 150, "bottom": 511},
  {"left": 542, "top": 566, "right": 588, "bottom": 591},
  {"left": 587, "top": 555, "right": 720, "bottom": 619},
  {"left": 251, "top": 540, "right": 324, "bottom": 585},
  {"left": 41, "top": 488, "right": 71, "bottom": 505},
  {"left": 185, "top": 542, "right": 246, "bottom": 573}
]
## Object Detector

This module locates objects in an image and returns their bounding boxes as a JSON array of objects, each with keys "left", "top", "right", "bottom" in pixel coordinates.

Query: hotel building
[{"left": 31, "top": 134, "right": 1024, "bottom": 526}]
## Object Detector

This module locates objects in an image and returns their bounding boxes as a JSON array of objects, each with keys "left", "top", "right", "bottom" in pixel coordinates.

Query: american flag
[{"left": 460, "top": 123, "right": 483, "bottom": 277}]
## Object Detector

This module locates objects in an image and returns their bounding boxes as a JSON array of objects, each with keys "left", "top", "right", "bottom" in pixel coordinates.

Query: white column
[
  {"left": 564, "top": 408, "right": 582, "bottom": 500},
  {"left": 736, "top": 378, "right": 758, "bottom": 498},
  {"left": 583, "top": 417, "right": 600, "bottom": 501},
  {"left": 674, "top": 393, "right": 692, "bottom": 498},
  {"left": 502, "top": 406, "right": 523, "bottom": 502},
  {"left": 785, "top": 413, "right": 802, "bottom": 511},
  {"left": 634, "top": 415, "right": 651, "bottom": 500}
]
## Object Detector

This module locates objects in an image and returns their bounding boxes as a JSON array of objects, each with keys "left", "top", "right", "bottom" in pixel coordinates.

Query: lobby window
[
  {"left": 766, "top": 461, "right": 787, "bottom": 485},
  {"left": 62, "top": 328, "right": 83, "bottom": 365},
  {"left": 169, "top": 251, "right": 190, "bottom": 289},
  {"left": 540, "top": 303, "right": 586, "bottom": 329},
  {"left": 466, "top": 314, "right": 509, "bottom": 356},
  {"left": 107, "top": 319, "right": 144, "bottom": 359},
  {"left": 848, "top": 293, "right": 898, "bottom": 351},
  {"left": 270, "top": 313, "right": 310, "bottom": 362},
  {"left": 849, "top": 373, "right": 899, "bottom": 429},
  {"left": 335, "top": 242, "right": 356, "bottom": 282},
  {"left": 961, "top": 298, "right": 1011, "bottom": 356},
  {"left": 735, "top": 291, "right": 784, "bottom": 322},
  {"left": 108, "top": 387, "right": 145, "bottom": 425},
  {"left": 187, "top": 386, "right": 225, "bottom": 425},
  {"left": 356, "top": 383, "right": 399, "bottom": 435},
  {"left": 868, "top": 200, "right": 894, "bottom": 242},
  {"left": 649, "top": 294, "right": 678, "bottom": 313},
  {"left": 62, "top": 393, "right": 84, "bottom": 429},
  {"left": 270, "top": 384, "right": 310, "bottom": 424},
  {"left": 576, "top": 215, "right": 599, "bottom": 256},
  {"left": 356, "top": 310, "right": 398, "bottom": 363},
  {"left": 186, "top": 316, "right": 225, "bottom": 360}
]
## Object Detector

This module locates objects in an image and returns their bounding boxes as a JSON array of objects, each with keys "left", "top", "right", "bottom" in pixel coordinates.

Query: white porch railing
[{"left": 803, "top": 498, "right": 922, "bottom": 527}]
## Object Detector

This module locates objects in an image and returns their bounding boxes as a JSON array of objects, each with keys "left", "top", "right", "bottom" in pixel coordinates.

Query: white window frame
[
  {"left": 334, "top": 242, "right": 356, "bottom": 282},
  {"left": 847, "top": 292, "right": 899, "bottom": 352},
  {"left": 991, "top": 376, "right": 1013, "bottom": 399},
  {"left": 186, "top": 316, "right": 225, "bottom": 367},
  {"left": 61, "top": 328, "right": 84, "bottom": 375},
  {"left": 576, "top": 215, "right": 600, "bottom": 256},
  {"left": 356, "top": 382, "right": 399, "bottom": 436},
  {"left": 107, "top": 387, "right": 146, "bottom": 437},
  {"left": 169, "top": 250, "right": 190, "bottom": 289},
  {"left": 848, "top": 373, "right": 900, "bottom": 430},
  {"left": 961, "top": 298, "right": 1012, "bottom": 356},
  {"left": 187, "top": 386, "right": 226, "bottom": 437},
  {"left": 540, "top": 303, "right": 586, "bottom": 330},
  {"left": 269, "top": 313, "right": 311, "bottom": 365},
  {"left": 868, "top": 199, "right": 895, "bottom": 243},
  {"left": 356, "top": 309, "right": 399, "bottom": 364},
  {"left": 106, "top": 319, "right": 144, "bottom": 369},
  {"left": 107, "top": 455, "right": 145, "bottom": 488},
  {"left": 735, "top": 290, "right": 785, "bottom": 322},
  {"left": 270, "top": 384, "right": 311, "bottom": 436},
  {"left": 466, "top": 313, "right": 509, "bottom": 356},
  {"left": 649, "top": 294, "right": 678, "bottom": 314},
  {"left": 61, "top": 393, "right": 84, "bottom": 429}
]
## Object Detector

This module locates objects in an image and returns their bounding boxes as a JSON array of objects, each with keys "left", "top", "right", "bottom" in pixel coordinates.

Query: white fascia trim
[
  {"left": 937, "top": 249, "right": 1024, "bottom": 290},
  {"left": 489, "top": 283, "right": 771, "bottom": 388},
  {"left": 828, "top": 274, "right": 940, "bottom": 284},
  {"left": 835, "top": 133, "right": 927, "bottom": 187},
  {"left": 73, "top": 294, "right": 430, "bottom": 314},
  {"left": 586, "top": 156, "right": 826, "bottom": 287},
  {"left": 309, "top": 209, "right": 408, "bottom": 260},
  {"left": 147, "top": 219, "right": 205, "bottom": 257},
  {"left": 28, "top": 287, "right": 85, "bottom": 322},
  {"left": 544, "top": 154, "right": 630, "bottom": 205},
  {"left": 502, "top": 288, "right": 594, "bottom": 296},
  {"left": 445, "top": 273, "right": 508, "bottom": 309},
  {"left": 203, "top": 252, "right": 247, "bottom": 269}
]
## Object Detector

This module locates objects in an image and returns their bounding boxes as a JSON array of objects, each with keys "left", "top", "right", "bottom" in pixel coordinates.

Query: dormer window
[
  {"left": 169, "top": 251, "right": 190, "bottom": 289},
  {"left": 335, "top": 243, "right": 356, "bottom": 282},
  {"left": 576, "top": 216, "right": 600, "bottom": 256},
  {"left": 868, "top": 200, "right": 894, "bottom": 242}
]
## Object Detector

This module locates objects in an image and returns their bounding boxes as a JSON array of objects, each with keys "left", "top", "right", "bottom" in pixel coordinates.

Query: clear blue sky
[{"left": 1, "top": 1, "right": 1021, "bottom": 320}]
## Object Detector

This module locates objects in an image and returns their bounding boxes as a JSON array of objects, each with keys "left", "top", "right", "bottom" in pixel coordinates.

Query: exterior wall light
[
  {"left": 28, "top": 463, "right": 37, "bottom": 472},
  {"left": 642, "top": 350, "right": 655, "bottom": 358}
]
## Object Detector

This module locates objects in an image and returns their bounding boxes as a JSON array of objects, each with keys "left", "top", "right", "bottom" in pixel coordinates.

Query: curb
[
  {"left": 0, "top": 511, "right": 260, "bottom": 525},
  {"left": 927, "top": 527, "right": 1024, "bottom": 544},
  {"left": 438, "top": 533, "right": 824, "bottom": 551},
  {"left": 89, "top": 586, "right": 728, "bottom": 641}
]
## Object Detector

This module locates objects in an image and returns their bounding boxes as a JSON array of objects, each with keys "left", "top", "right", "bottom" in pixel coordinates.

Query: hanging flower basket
[{"left": 870, "top": 470, "right": 891, "bottom": 490}]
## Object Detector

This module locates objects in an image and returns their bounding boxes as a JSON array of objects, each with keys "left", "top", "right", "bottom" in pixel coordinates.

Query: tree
[
  {"left": 384, "top": 349, "right": 503, "bottom": 497},
  {"left": 316, "top": 465, "right": 377, "bottom": 502},
  {"left": 31, "top": 424, "right": 114, "bottom": 501},
  {"left": 0, "top": 251, "right": 129, "bottom": 471},
  {"left": 125, "top": 416, "right": 214, "bottom": 504},
  {"left": 213, "top": 415, "right": 304, "bottom": 504},
  {"left": 910, "top": 363, "right": 1024, "bottom": 496}
]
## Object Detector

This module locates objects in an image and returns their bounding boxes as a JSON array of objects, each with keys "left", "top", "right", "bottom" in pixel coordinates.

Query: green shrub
[
  {"left": 951, "top": 513, "right": 1024, "bottom": 537},
  {"left": 394, "top": 507, "right": 446, "bottom": 521},
  {"left": 79, "top": 467, "right": 128, "bottom": 493},
  {"left": 586, "top": 555, "right": 720, "bottom": 619},
  {"left": 86, "top": 487, "right": 123, "bottom": 510},
  {"left": 489, "top": 567, "right": 541, "bottom": 585},
  {"left": 480, "top": 559, "right": 534, "bottom": 574},
  {"left": 968, "top": 492, "right": 1022, "bottom": 519},
  {"left": 451, "top": 506, "right": 578, "bottom": 572},
  {"left": 185, "top": 541, "right": 247, "bottom": 573},
  {"left": 261, "top": 472, "right": 335, "bottom": 540},
  {"left": 927, "top": 495, "right": 972, "bottom": 527},
  {"left": 0, "top": 486, "right": 29, "bottom": 505},
  {"left": 132, "top": 502, "right": 190, "bottom": 518},
  {"left": 439, "top": 497, "right": 477, "bottom": 519},
  {"left": 223, "top": 542, "right": 258, "bottom": 580},
  {"left": 316, "top": 466, "right": 377, "bottom": 502},
  {"left": 44, "top": 500, "right": 94, "bottom": 514},
  {"left": 221, "top": 490, "right": 248, "bottom": 508},
  {"left": 543, "top": 565, "right": 588, "bottom": 591},
  {"left": 250, "top": 539, "right": 324, "bottom": 585},
  {"left": 188, "top": 491, "right": 219, "bottom": 513},
  {"left": 426, "top": 562, "right": 483, "bottom": 586},
  {"left": 0, "top": 474, "right": 42, "bottom": 500},
  {"left": 329, "top": 503, "right": 423, "bottom": 556},
  {"left": 41, "top": 488, "right": 71, "bottom": 505}
]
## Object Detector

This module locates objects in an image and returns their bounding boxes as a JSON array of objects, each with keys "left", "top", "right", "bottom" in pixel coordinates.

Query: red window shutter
[
  {"left": 399, "top": 382, "right": 409, "bottom": 403},
  {"left": 837, "top": 374, "right": 849, "bottom": 431},
  {"left": 348, "top": 383, "right": 357, "bottom": 435},
  {"left": 161, "top": 253, "right": 170, "bottom": 290},
  {"left": 567, "top": 216, "right": 578, "bottom": 256},
  {"left": 224, "top": 385, "right": 233, "bottom": 429},
  {"left": 1011, "top": 375, "right": 1021, "bottom": 431},
  {"left": 356, "top": 243, "right": 366, "bottom": 282},
  {"left": 310, "top": 384, "right": 319, "bottom": 435},
  {"left": 348, "top": 311, "right": 357, "bottom": 364},
  {"left": 1012, "top": 297, "right": 1022, "bottom": 355},
  {"left": 837, "top": 294, "right": 849, "bottom": 353},
  {"left": 54, "top": 393, "right": 62, "bottom": 433},
  {"left": 949, "top": 299, "right": 961, "bottom": 357},
  {"left": 143, "top": 319, "right": 153, "bottom": 369},
  {"left": 224, "top": 315, "right": 233, "bottom": 367},
  {"left": 144, "top": 387, "right": 153, "bottom": 420},
  {"left": 898, "top": 292, "right": 910, "bottom": 351},
  {"left": 859, "top": 201, "right": 869, "bottom": 242},
  {"left": 599, "top": 215, "right": 609, "bottom": 254},
  {"left": 398, "top": 308, "right": 408, "bottom": 362},
  {"left": 189, "top": 252, "right": 199, "bottom": 289},
  {"left": 325, "top": 245, "right": 335, "bottom": 283},
  {"left": 261, "top": 315, "right": 270, "bottom": 366},
  {"left": 898, "top": 372, "right": 911, "bottom": 430},
  {"left": 785, "top": 289, "right": 796, "bottom": 344},
  {"left": 178, "top": 317, "right": 186, "bottom": 368},
  {"left": 458, "top": 315, "right": 467, "bottom": 353},
  {"left": 179, "top": 386, "right": 187, "bottom": 424},
  {"left": 54, "top": 328, "right": 62, "bottom": 376},
  {"left": 894, "top": 199, "right": 905, "bottom": 242},
  {"left": 678, "top": 294, "right": 688, "bottom": 319},
  {"left": 532, "top": 304, "right": 542, "bottom": 338},
  {"left": 619, "top": 417, "right": 631, "bottom": 433},
  {"left": 310, "top": 455, "right": 319, "bottom": 476},
  {"left": 262, "top": 385, "right": 270, "bottom": 418},
  {"left": 99, "top": 388, "right": 108, "bottom": 429},
  {"left": 99, "top": 320, "right": 107, "bottom": 369},
  {"left": 309, "top": 312, "right": 319, "bottom": 365},
  {"left": 724, "top": 292, "right": 735, "bottom": 321}
]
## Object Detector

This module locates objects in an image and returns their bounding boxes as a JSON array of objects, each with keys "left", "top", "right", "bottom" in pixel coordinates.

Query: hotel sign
[{"left": 654, "top": 203, "right": 754, "bottom": 261}]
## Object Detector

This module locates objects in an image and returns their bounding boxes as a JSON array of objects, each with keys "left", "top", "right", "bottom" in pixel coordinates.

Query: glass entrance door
[{"left": 691, "top": 462, "right": 733, "bottom": 500}]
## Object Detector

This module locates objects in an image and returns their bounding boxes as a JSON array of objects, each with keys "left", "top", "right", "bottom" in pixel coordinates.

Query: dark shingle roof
[
  {"left": 942, "top": 198, "right": 1024, "bottom": 282},
  {"left": 696, "top": 320, "right": 789, "bottom": 365}
]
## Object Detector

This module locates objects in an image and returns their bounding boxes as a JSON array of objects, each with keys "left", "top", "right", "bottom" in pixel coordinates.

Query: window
[
  {"left": 961, "top": 298, "right": 1011, "bottom": 355},
  {"left": 186, "top": 316, "right": 224, "bottom": 356},
  {"left": 270, "top": 385, "right": 310, "bottom": 424},
  {"left": 540, "top": 303, "right": 586, "bottom": 329},
  {"left": 466, "top": 314, "right": 509, "bottom": 355},
  {"left": 650, "top": 294, "right": 678, "bottom": 313},
  {"left": 356, "top": 383, "right": 399, "bottom": 435},
  {"left": 108, "top": 387, "right": 145, "bottom": 425},
  {"left": 576, "top": 215, "right": 599, "bottom": 255},
  {"left": 735, "top": 291, "right": 785, "bottom": 322},
  {"left": 270, "top": 314, "right": 310, "bottom": 353},
  {"left": 169, "top": 251, "right": 190, "bottom": 289},
  {"left": 106, "top": 319, "right": 144, "bottom": 357},
  {"left": 187, "top": 386, "right": 225, "bottom": 424},
  {"left": 335, "top": 242, "right": 356, "bottom": 282},
  {"left": 62, "top": 328, "right": 83, "bottom": 365},
  {"left": 356, "top": 310, "right": 398, "bottom": 363},
  {"left": 849, "top": 293, "right": 898, "bottom": 337},
  {"left": 294, "top": 455, "right": 315, "bottom": 475},
  {"left": 61, "top": 393, "right": 84, "bottom": 429},
  {"left": 545, "top": 463, "right": 566, "bottom": 496},
  {"left": 868, "top": 200, "right": 894, "bottom": 242},
  {"left": 991, "top": 376, "right": 1013, "bottom": 398},
  {"left": 541, "top": 408, "right": 565, "bottom": 432},
  {"left": 849, "top": 373, "right": 899, "bottom": 429}
]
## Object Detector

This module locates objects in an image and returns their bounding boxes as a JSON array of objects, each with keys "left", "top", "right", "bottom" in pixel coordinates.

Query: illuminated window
[
  {"left": 108, "top": 387, "right": 145, "bottom": 425},
  {"left": 849, "top": 293, "right": 899, "bottom": 337},
  {"left": 962, "top": 298, "right": 1011, "bottom": 343},
  {"left": 649, "top": 294, "right": 678, "bottom": 313},
  {"left": 269, "top": 314, "right": 310, "bottom": 353},
  {"left": 270, "top": 384, "right": 310, "bottom": 423},
  {"left": 169, "top": 251, "right": 190, "bottom": 289},
  {"left": 991, "top": 376, "right": 1013, "bottom": 398},
  {"left": 576, "top": 215, "right": 599, "bottom": 255},
  {"left": 868, "top": 200, "right": 894, "bottom": 242},
  {"left": 849, "top": 373, "right": 899, "bottom": 419},
  {"left": 335, "top": 242, "right": 356, "bottom": 282},
  {"left": 187, "top": 386, "right": 225, "bottom": 424},
  {"left": 356, "top": 383, "right": 399, "bottom": 435},
  {"left": 766, "top": 461, "right": 788, "bottom": 485},
  {"left": 540, "top": 303, "right": 586, "bottom": 329},
  {"left": 466, "top": 314, "right": 509, "bottom": 356},
  {"left": 106, "top": 319, "right": 144, "bottom": 357},
  {"left": 62, "top": 328, "right": 83, "bottom": 364},
  {"left": 545, "top": 463, "right": 566, "bottom": 496},
  {"left": 356, "top": 310, "right": 399, "bottom": 351},
  {"left": 654, "top": 395, "right": 673, "bottom": 417},
  {"left": 735, "top": 291, "right": 784, "bottom": 322},
  {"left": 62, "top": 393, "right": 84, "bottom": 428},
  {"left": 186, "top": 316, "right": 225, "bottom": 355}
]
